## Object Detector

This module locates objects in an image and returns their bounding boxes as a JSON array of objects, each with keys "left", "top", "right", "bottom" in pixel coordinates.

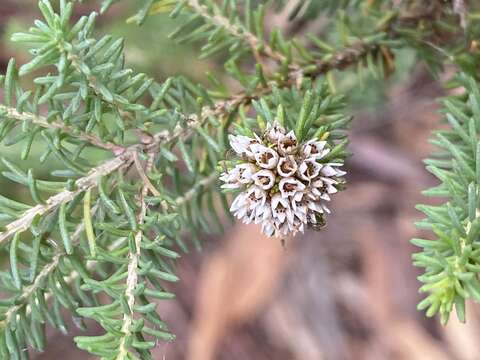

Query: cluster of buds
[{"left": 220, "top": 121, "right": 346, "bottom": 237}]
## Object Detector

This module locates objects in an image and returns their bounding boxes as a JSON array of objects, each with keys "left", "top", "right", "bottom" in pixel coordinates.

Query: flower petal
[
  {"left": 277, "top": 156, "right": 298, "bottom": 177},
  {"left": 279, "top": 177, "right": 306, "bottom": 198},
  {"left": 277, "top": 130, "right": 298, "bottom": 156},
  {"left": 252, "top": 169, "right": 276, "bottom": 190},
  {"left": 235, "top": 163, "right": 257, "bottom": 184},
  {"left": 302, "top": 140, "right": 328, "bottom": 159},
  {"left": 265, "top": 120, "right": 286, "bottom": 143},
  {"left": 251, "top": 144, "right": 279, "bottom": 169},
  {"left": 298, "top": 159, "right": 322, "bottom": 181}
]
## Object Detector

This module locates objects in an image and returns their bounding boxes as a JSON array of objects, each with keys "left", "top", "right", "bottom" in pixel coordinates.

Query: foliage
[
  {"left": 0, "top": 0, "right": 478, "bottom": 358},
  {"left": 413, "top": 75, "right": 480, "bottom": 325}
]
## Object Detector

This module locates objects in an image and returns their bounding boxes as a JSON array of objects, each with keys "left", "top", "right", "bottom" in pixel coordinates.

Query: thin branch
[
  {"left": 0, "top": 105, "right": 123, "bottom": 153},
  {"left": 0, "top": 151, "right": 134, "bottom": 245},
  {"left": 0, "top": 36, "right": 388, "bottom": 248},
  {"left": 118, "top": 152, "right": 154, "bottom": 358},
  {"left": 0, "top": 96, "right": 229, "bottom": 247},
  {"left": 1, "top": 211, "right": 93, "bottom": 326},
  {"left": 294, "top": 42, "right": 380, "bottom": 80},
  {"left": 58, "top": 41, "right": 150, "bottom": 123},
  {"left": 133, "top": 151, "right": 161, "bottom": 197},
  {"left": 0, "top": 211, "right": 130, "bottom": 329},
  {"left": 2, "top": 7, "right": 428, "bottom": 250},
  {"left": 0, "top": 170, "right": 216, "bottom": 331},
  {"left": 186, "top": 0, "right": 290, "bottom": 66},
  {"left": 2, "top": 253, "right": 60, "bottom": 326}
]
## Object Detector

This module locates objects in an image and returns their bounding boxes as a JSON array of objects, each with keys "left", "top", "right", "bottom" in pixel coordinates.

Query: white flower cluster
[{"left": 220, "top": 121, "right": 346, "bottom": 237}]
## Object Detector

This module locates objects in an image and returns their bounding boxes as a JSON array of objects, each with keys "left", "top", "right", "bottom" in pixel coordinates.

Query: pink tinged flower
[
  {"left": 265, "top": 121, "right": 286, "bottom": 143},
  {"left": 277, "top": 131, "right": 298, "bottom": 155},
  {"left": 251, "top": 144, "right": 279, "bottom": 169},
  {"left": 298, "top": 159, "right": 322, "bottom": 181},
  {"left": 292, "top": 200, "right": 306, "bottom": 216},
  {"left": 252, "top": 170, "right": 276, "bottom": 190},
  {"left": 243, "top": 209, "right": 255, "bottom": 224},
  {"left": 279, "top": 177, "right": 306, "bottom": 198},
  {"left": 302, "top": 140, "right": 329, "bottom": 159},
  {"left": 228, "top": 134, "right": 251, "bottom": 154},
  {"left": 277, "top": 156, "right": 298, "bottom": 177}
]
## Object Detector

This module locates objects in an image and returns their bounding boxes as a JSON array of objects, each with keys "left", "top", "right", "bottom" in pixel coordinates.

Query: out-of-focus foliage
[{"left": 0, "top": 0, "right": 478, "bottom": 359}]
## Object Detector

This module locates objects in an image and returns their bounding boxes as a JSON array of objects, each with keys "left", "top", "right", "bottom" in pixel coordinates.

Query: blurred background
[{"left": 1, "top": 1, "right": 478, "bottom": 359}]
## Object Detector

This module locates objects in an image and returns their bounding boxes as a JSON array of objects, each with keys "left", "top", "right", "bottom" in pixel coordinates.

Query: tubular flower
[{"left": 220, "top": 121, "right": 346, "bottom": 237}]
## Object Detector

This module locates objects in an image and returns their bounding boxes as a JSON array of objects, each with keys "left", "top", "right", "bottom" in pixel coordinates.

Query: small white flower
[
  {"left": 230, "top": 186, "right": 267, "bottom": 224},
  {"left": 220, "top": 163, "right": 256, "bottom": 189},
  {"left": 229, "top": 134, "right": 257, "bottom": 159},
  {"left": 221, "top": 125, "right": 346, "bottom": 238},
  {"left": 309, "top": 178, "right": 337, "bottom": 201},
  {"left": 255, "top": 203, "right": 272, "bottom": 225},
  {"left": 271, "top": 194, "right": 293, "bottom": 224},
  {"left": 306, "top": 199, "right": 324, "bottom": 213},
  {"left": 251, "top": 144, "right": 279, "bottom": 169},
  {"left": 236, "top": 163, "right": 257, "bottom": 184},
  {"left": 291, "top": 195, "right": 306, "bottom": 214},
  {"left": 219, "top": 171, "right": 238, "bottom": 189},
  {"left": 320, "top": 177, "right": 339, "bottom": 194},
  {"left": 298, "top": 159, "right": 322, "bottom": 181},
  {"left": 246, "top": 186, "right": 267, "bottom": 209},
  {"left": 279, "top": 177, "right": 306, "bottom": 198},
  {"left": 252, "top": 169, "right": 276, "bottom": 190},
  {"left": 321, "top": 163, "right": 346, "bottom": 177},
  {"left": 302, "top": 140, "right": 329, "bottom": 159},
  {"left": 277, "top": 131, "right": 298, "bottom": 155},
  {"left": 262, "top": 222, "right": 275, "bottom": 237},
  {"left": 265, "top": 121, "right": 286, "bottom": 143},
  {"left": 274, "top": 220, "right": 290, "bottom": 237},
  {"left": 288, "top": 219, "right": 305, "bottom": 236},
  {"left": 277, "top": 156, "right": 298, "bottom": 177},
  {"left": 230, "top": 192, "right": 248, "bottom": 218}
]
